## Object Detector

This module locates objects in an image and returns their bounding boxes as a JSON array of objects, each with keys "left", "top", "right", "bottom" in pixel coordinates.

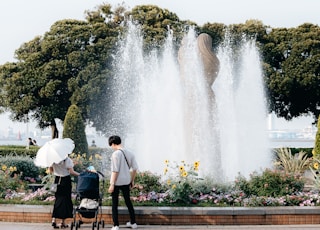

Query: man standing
[{"left": 108, "top": 135, "right": 138, "bottom": 230}]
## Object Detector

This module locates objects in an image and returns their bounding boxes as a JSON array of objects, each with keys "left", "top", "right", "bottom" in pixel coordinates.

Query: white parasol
[{"left": 34, "top": 138, "right": 75, "bottom": 168}]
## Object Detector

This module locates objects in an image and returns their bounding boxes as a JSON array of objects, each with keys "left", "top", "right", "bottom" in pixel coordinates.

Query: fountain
[
  {"left": 214, "top": 34, "right": 271, "bottom": 180},
  {"left": 106, "top": 22, "right": 271, "bottom": 181}
]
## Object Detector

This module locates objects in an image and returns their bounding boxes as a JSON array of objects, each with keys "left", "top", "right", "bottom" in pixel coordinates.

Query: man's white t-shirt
[{"left": 111, "top": 149, "right": 138, "bottom": 186}]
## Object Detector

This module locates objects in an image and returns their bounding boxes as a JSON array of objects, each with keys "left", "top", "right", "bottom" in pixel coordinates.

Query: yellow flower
[
  {"left": 182, "top": 171, "right": 188, "bottom": 177},
  {"left": 95, "top": 154, "right": 102, "bottom": 159},
  {"left": 179, "top": 165, "right": 184, "bottom": 172},
  {"left": 9, "top": 166, "right": 15, "bottom": 172},
  {"left": 1, "top": 165, "right": 7, "bottom": 171},
  {"left": 89, "top": 155, "right": 93, "bottom": 161},
  {"left": 194, "top": 161, "right": 200, "bottom": 168},
  {"left": 314, "top": 162, "right": 319, "bottom": 170},
  {"left": 172, "top": 184, "right": 176, "bottom": 189},
  {"left": 164, "top": 167, "right": 168, "bottom": 174},
  {"left": 165, "top": 160, "right": 169, "bottom": 165},
  {"left": 167, "top": 179, "right": 171, "bottom": 185}
]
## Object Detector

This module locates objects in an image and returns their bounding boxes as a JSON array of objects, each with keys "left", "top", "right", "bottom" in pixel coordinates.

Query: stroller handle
[{"left": 96, "top": 171, "right": 105, "bottom": 178}]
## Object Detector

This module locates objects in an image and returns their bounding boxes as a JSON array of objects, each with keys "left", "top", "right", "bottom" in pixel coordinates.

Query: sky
[{"left": 0, "top": 0, "right": 319, "bottom": 134}]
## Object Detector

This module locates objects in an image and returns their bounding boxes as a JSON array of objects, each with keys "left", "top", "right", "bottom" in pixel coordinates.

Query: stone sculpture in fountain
[
  {"left": 178, "top": 33, "right": 221, "bottom": 176},
  {"left": 197, "top": 33, "right": 220, "bottom": 87}
]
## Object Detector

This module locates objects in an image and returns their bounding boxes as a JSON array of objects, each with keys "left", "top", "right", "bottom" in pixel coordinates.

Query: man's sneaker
[
  {"left": 111, "top": 226, "right": 119, "bottom": 230},
  {"left": 126, "top": 222, "right": 138, "bottom": 229}
]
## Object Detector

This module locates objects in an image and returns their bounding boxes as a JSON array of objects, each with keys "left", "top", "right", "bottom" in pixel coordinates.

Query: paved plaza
[{"left": 1, "top": 222, "right": 320, "bottom": 230}]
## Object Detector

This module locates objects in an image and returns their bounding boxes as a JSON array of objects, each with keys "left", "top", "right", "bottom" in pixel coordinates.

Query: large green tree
[
  {"left": 129, "top": 5, "right": 188, "bottom": 51},
  {"left": 0, "top": 4, "right": 193, "bottom": 136},
  {"left": 1, "top": 3, "right": 320, "bottom": 137},
  {"left": 262, "top": 23, "right": 320, "bottom": 123},
  {"left": 0, "top": 4, "right": 120, "bottom": 136},
  {"left": 201, "top": 21, "right": 320, "bottom": 125}
]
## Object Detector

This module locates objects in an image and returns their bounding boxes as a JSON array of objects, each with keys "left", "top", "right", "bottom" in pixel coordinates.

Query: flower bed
[{"left": 1, "top": 149, "right": 319, "bottom": 208}]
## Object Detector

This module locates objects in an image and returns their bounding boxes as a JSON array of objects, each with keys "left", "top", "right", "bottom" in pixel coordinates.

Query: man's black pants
[{"left": 111, "top": 184, "right": 136, "bottom": 226}]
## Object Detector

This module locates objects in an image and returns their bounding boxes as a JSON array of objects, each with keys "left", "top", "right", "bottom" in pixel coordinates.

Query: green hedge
[
  {"left": 0, "top": 146, "right": 39, "bottom": 157},
  {"left": 284, "top": 148, "right": 313, "bottom": 157},
  {"left": 0, "top": 145, "right": 107, "bottom": 157},
  {"left": 1, "top": 146, "right": 313, "bottom": 158}
]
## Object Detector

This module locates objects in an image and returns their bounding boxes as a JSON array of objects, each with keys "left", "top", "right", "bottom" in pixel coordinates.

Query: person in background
[
  {"left": 28, "top": 137, "right": 34, "bottom": 146},
  {"left": 32, "top": 139, "right": 37, "bottom": 146},
  {"left": 26, "top": 137, "right": 34, "bottom": 149},
  {"left": 91, "top": 140, "right": 97, "bottom": 147},
  {"left": 108, "top": 135, "right": 138, "bottom": 230},
  {"left": 49, "top": 156, "right": 80, "bottom": 228}
]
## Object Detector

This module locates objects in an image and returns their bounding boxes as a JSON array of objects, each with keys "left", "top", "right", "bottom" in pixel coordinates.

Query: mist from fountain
[
  {"left": 213, "top": 34, "right": 271, "bottom": 180},
  {"left": 106, "top": 22, "right": 271, "bottom": 181}
]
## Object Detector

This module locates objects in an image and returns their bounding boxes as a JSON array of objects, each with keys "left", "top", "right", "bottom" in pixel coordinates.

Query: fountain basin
[{"left": 1, "top": 205, "right": 320, "bottom": 225}]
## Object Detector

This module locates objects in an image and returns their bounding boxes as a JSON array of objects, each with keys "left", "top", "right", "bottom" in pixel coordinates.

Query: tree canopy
[
  {"left": 0, "top": 4, "right": 120, "bottom": 134},
  {"left": 0, "top": 3, "right": 319, "bottom": 139},
  {"left": 262, "top": 23, "right": 320, "bottom": 122}
]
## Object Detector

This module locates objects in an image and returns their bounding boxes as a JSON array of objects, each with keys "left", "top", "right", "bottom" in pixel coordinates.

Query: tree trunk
[{"left": 51, "top": 120, "right": 59, "bottom": 139}]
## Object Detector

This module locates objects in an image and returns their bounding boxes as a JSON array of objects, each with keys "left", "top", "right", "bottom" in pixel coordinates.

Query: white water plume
[{"left": 106, "top": 22, "right": 271, "bottom": 181}]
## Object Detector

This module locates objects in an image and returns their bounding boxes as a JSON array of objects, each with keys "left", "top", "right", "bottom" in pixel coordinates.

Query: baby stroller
[{"left": 70, "top": 170, "right": 105, "bottom": 230}]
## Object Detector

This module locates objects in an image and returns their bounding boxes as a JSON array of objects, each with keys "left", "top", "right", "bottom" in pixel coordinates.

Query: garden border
[{"left": 1, "top": 205, "right": 320, "bottom": 225}]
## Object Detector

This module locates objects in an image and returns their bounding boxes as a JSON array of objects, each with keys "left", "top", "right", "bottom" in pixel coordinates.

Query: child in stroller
[{"left": 70, "top": 168, "right": 105, "bottom": 230}]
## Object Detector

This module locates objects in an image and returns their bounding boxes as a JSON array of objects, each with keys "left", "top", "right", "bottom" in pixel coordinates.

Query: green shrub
[
  {"left": 314, "top": 115, "right": 320, "bottom": 158},
  {"left": 292, "top": 148, "right": 313, "bottom": 158},
  {"left": 309, "top": 158, "right": 320, "bottom": 188},
  {"left": 135, "top": 171, "right": 163, "bottom": 193},
  {"left": 163, "top": 160, "right": 201, "bottom": 204},
  {"left": 63, "top": 104, "right": 88, "bottom": 154},
  {"left": 272, "top": 148, "right": 313, "bottom": 158},
  {"left": 0, "top": 167, "right": 26, "bottom": 198},
  {"left": 0, "top": 154, "right": 40, "bottom": 182},
  {"left": 274, "top": 147, "right": 312, "bottom": 174},
  {"left": 70, "top": 152, "right": 107, "bottom": 174},
  {"left": 192, "top": 175, "right": 230, "bottom": 196},
  {"left": 235, "top": 168, "right": 305, "bottom": 197}
]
